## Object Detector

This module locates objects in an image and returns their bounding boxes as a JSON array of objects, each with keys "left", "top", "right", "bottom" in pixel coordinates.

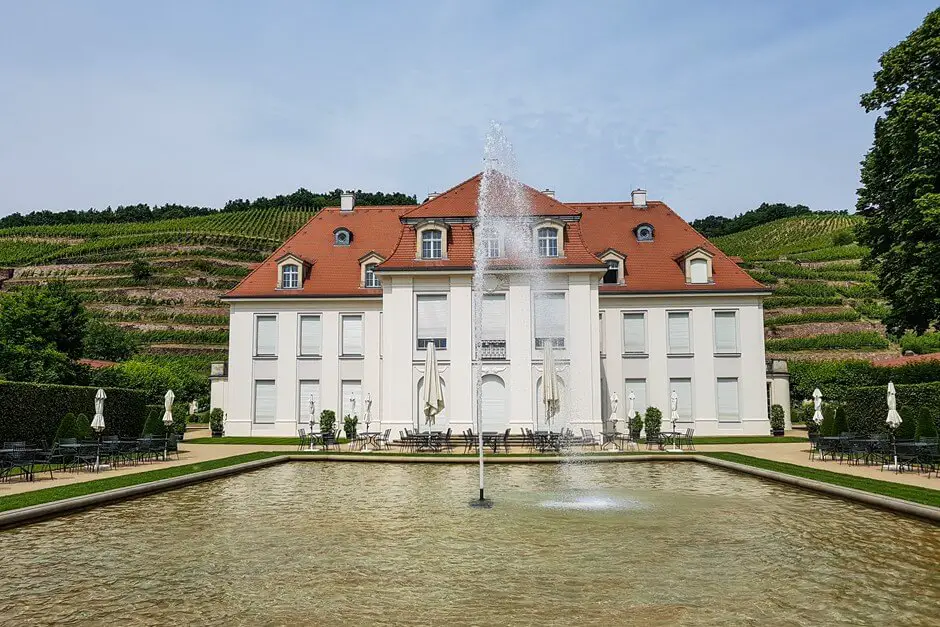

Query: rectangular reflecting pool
[{"left": 1, "top": 462, "right": 938, "bottom": 625}]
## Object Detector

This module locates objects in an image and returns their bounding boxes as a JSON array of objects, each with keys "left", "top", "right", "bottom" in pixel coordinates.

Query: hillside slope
[{"left": 712, "top": 214, "right": 899, "bottom": 361}]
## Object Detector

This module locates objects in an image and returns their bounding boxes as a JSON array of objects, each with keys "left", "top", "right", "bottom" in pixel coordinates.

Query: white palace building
[{"left": 211, "top": 173, "right": 773, "bottom": 437}]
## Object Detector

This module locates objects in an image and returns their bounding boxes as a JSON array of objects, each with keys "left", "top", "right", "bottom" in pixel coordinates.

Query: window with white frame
[
  {"left": 280, "top": 264, "right": 299, "bottom": 289},
  {"left": 480, "top": 228, "right": 500, "bottom": 258},
  {"left": 298, "top": 314, "right": 322, "bottom": 356},
  {"left": 298, "top": 380, "right": 320, "bottom": 423},
  {"left": 253, "top": 380, "right": 276, "bottom": 424},
  {"left": 417, "top": 294, "right": 448, "bottom": 350},
  {"left": 690, "top": 258, "right": 709, "bottom": 283},
  {"left": 622, "top": 312, "right": 647, "bottom": 354},
  {"left": 667, "top": 311, "right": 691, "bottom": 354},
  {"left": 334, "top": 229, "right": 351, "bottom": 246},
  {"left": 421, "top": 229, "right": 443, "bottom": 259},
  {"left": 537, "top": 227, "right": 559, "bottom": 257},
  {"left": 480, "top": 293, "right": 506, "bottom": 359},
  {"left": 636, "top": 224, "right": 654, "bottom": 242},
  {"left": 624, "top": 378, "right": 648, "bottom": 418},
  {"left": 364, "top": 263, "right": 381, "bottom": 288},
  {"left": 670, "top": 378, "right": 693, "bottom": 421},
  {"left": 534, "top": 293, "right": 566, "bottom": 349},
  {"left": 714, "top": 311, "right": 738, "bottom": 354},
  {"left": 716, "top": 377, "right": 740, "bottom": 422},
  {"left": 341, "top": 314, "right": 363, "bottom": 356},
  {"left": 255, "top": 315, "right": 277, "bottom": 357}
]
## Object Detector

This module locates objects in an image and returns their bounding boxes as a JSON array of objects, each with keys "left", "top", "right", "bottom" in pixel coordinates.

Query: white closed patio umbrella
[
  {"left": 812, "top": 388, "right": 824, "bottom": 426},
  {"left": 885, "top": 381, "right": 902, "bottom": 470},
  {"left": 666, "top": 390, "right": 682, "bottom": 452},
  {"left": 541, "top": 344, "right": 560, "bottom": 430},
  {"left": 162, "top": 390, "right": 175, "bottom": 460},
  {"left": 423, "top": 343, "right": 445, "bottom": 438},
  {"left": 91, "top": 389, "right": 107, "bottom": 470}
]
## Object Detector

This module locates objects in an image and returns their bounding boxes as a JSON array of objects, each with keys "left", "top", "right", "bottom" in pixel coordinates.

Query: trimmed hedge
[
  {"left": 842, "top": 381, "right": 940, "bottom": 436},
  {"left": 788, "top": 358, "right": 940, "bottom": 402},
  {"left": 764, "top": 310, "right": 860, "bottom": 326},
  {"left": 899, "top": 332, "right": 940, "bottom": 355},
  {"left": 0, "top": 381, "right": 148, "bottom": 444},
  {"left": 764, "top": 296, "right": 844, "bottom": 309},
  {"left": 765, "top": 331, "right": 888, "bottom": 352}
]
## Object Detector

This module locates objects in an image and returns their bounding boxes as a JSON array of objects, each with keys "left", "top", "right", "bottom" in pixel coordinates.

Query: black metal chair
[
  {"left": 684, "top": 428, "right": 695, "bottom": 451},
  {"left": 645, "top": 433, "right": 662, "bottom": 450},
  {"left": 297, "top": 428, "right": 309, "bottom": 451}
]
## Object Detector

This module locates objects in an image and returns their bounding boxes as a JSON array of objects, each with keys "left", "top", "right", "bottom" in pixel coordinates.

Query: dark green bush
[
  {"left": 141, "top": 406, "right": 167, "bottom": 436},
  {"left": 832, "top": 406, "right": 849, "bottom": 435},
  {"left": 209, "top": 408, "right": 225, "bottom": 434},
  {"left": 644, "top": 407, "right": 662, "bottom": 439},
  {"left": 842, "top": 382, "right": 940, "bottom": 436},
  {"left": 0, "top": 381, "right": 147, "bottom": 444},
  {"left": 343, "top": 414, "right": 358, "bottom": 439},
  {"left": 853, "top": 300, "right": 890, "bottom": 320},
  {"left": 915, "top": 407, "right": 938, "bottom": 440},
  {"left": 897, "top": 412, "right": 917, "bottom": 440},
  {"left": 770, "top": 405, "right": 786, "bottom": 431},
  {"left": 819, "top": 405, "right": 836, "bottom": 437},
  {"left": 899, "top": 332, "right": 940, "bottom": 355},
  {"left": 629, "top": 411, "right": 644, "bottom": 440},
  {"left": 53, "top": 413, "right": 78, "bottom": 442},
  {"left": 320, "top": 409, "right": 336, "bottom": 434},
  {"left": 789, "top": 359, "right": 940, "bottom": 403}
]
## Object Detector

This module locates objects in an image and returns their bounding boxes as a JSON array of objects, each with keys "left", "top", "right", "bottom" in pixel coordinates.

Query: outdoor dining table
[
  {"left": 661, "top": 431, "right": 683, "bottom": 450},
  {"left": 357, "top": 431, "right": 381, "bottom": 451},
  {"left": 601, "top": 432, "right": 619, "bottom": 451},
  {"left": 0, "top": 448, "right": 44, "bottom": 481},
  {"left": 416, "top": 431, "right": 443, "bottom": 452},
  {"left": 482, "top": 431, "right": 502, "bottom": 453},
  {"left": 533, "top": 431, "right": 560, "bottom": 453}
]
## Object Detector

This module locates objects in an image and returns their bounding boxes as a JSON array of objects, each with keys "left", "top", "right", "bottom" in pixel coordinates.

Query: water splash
[{"left": 539, "top": 495, "right": 647, "bottom": 512}]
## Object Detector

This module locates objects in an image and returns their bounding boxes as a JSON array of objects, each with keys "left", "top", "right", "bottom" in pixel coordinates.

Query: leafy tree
[
  {"left": 129, "top": 259, "right": 153, "bottom": 282},
  {"left": 0, "top": 282, "right": 87, "bottom": 359},
  {"left": 82, "top": 319, "right": 139, "bottom": 361},
  {"left": 691, "top": 202, "right": 814, "bottom": 238},
  {"left": 856, "top": 9, "right": 940, "bottom": 335}
]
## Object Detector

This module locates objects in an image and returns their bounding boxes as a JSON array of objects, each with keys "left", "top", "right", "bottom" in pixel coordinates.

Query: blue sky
[{"left": 0, "top": 1, "right": 934, "bottom": 220}]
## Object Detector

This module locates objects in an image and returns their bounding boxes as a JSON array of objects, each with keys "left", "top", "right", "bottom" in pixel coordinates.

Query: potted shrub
[
  {"left": 770, "top": 404, "right": 786, "bottom": 436},
  {"left": 209, "top": 408, "right": 225, "bottom": 437},
  {"left": 319, "top": 409, "right": 337, "bottom": 436},
  {"left": 629, "top": 411, "right": 644, "bottom": 441},
  {"left": 644, "top": 407, "right": 662, "bottom": 441},
  {"left": 343, "top": 414, "right": 358, "bottom": 440}
]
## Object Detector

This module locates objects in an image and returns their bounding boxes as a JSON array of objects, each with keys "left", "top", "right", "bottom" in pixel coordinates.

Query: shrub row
[
  {"left": 852, "top": 299, "right": 891, "bottom": 320},
  {"left": 763, "top": 296, "right": 844, "bottom": 309},
  {"left": 772, "top": 281, "right": 840, "bottom": 298},
  {"left": 899, "top": 332, "right": 940, "bottom": 355},
  {"left": 788, "top": 358, "right": 940, "bottom": 402},
  {"left": 0, "top": 381, "right": 148, "bottom": 443},
  {"left": 790, "top": 244, "right": 869, "bottom": 262},
  {"left": 834, "top": 283, "right": 880, "bottom": 299},
  {"left": 765, "top": 331, "right": 889, "bottom": 352},
  {"left": 842, "top": 382, "right": 940, "bottom": 436},
  {"left": 764, "top": 310, "right": 860, "bottom": 327},
  {"left": 133, "top": 328, "right": 230, "bottom": 345}
]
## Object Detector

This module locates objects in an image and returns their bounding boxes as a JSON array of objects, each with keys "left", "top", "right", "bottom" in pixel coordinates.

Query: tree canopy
[
  {"left": 856, "top": 8, "right": 940, "bottom": 334},
  {"left": 691, "top": 202, "right": 817, "bottom": 238}
]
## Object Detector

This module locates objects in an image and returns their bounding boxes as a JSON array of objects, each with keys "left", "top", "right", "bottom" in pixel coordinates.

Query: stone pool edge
[{"left": 1, "top": 453, "right": 937, "bottom": 529}]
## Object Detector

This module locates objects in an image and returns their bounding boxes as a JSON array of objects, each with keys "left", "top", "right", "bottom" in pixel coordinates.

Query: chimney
[
  {"left": 426, "top": 192, "right": 440, "bottom": 202},
  {"left": 631, "top": 188, "right": 647, "bottom": 208},
  {"left": 542, "top": 189, "right": 555, "bottom": 198},
  {"left": 340, "top": 192, "right": 355, "bottom": 212}
]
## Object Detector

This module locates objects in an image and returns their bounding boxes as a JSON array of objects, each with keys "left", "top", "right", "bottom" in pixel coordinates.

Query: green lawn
[
  {"left": 702, "top": 452, "right": 940, "bottom": 509},
  {"left": 692, "top": 436, "right": 806, "bottom": 444},
  {"left": 186, "top": 436, "right": 305, "bottom": 445},
  {"left": 0, "top": 452, "right": 281, "bottom": 513}
]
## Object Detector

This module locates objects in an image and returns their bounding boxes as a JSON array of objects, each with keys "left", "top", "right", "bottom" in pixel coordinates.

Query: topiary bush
[
  {"left": 896, "top": 411, "right": 917, "bottom": 440},
  {"left": 75, "top": 413, "right": 93, "bottom": 440},
  {"left": 209, "top": 408, "right": 225, "bottom": 435},
  {"left": 770, "top": 404, "right": 786, "bottom": 433},
  {"left": 832, "top": 406, "right": 849, "bottom": 435},
  {"left": 915, "top": 406, "right": 938, "bottom": 440},
  {"left": 644, "top": 407, "right": 662, "bottom": 439},
  {"left": 629, "top": 411, "right": 644, "bottom": 440},
  {"left": 54, "top": 413, "right": 79, "bottom": 442},
  {"left": 819, "top": 405, "right": 836, "bottom": 437},
  {"left": 343, "top": 414, "right": 358, "bottom": 439},
  {"left": 320, "top": 409, "right": 336, "bottom": 435},
  {"left": 0, "top": 381, "right": 147, "bottom": 444},
  {"left": 141, "top": 407, "right": 166, "bottom": 436}
]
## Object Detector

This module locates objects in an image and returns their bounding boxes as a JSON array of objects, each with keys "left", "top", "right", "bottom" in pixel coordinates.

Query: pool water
[{"left": 1, "top": 462, "right": 938, "bottom": 625}]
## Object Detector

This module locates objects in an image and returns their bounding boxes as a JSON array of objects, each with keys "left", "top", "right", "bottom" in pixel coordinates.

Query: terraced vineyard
[
  {"left": 712, "top": 214, "right": 902, "bottom": 361},
  {"left": 0, "top": 208, "right": 320, "bottom": 366}
]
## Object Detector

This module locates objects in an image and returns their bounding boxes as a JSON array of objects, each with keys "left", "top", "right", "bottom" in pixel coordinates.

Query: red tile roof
[
  {"left": 225, "top": 174, "right": 768, "bottom": 298},
  {"left": 574, "top": 201, "right": 766, "bottom": 293},
  {"left": 225, "top": 205, "right": 416, "bottom": 298},
  {"left": 871, "top": 353, "right": 940, "bottom": 367}
]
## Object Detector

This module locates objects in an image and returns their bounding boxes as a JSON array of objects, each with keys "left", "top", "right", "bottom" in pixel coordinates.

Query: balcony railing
[
  {"left": 417, "top": 338, "right": 447, "bottom": 350},
  {"left": 478, "top": 340, "right": 506, "bottom": 360},
  {"left": 534, "top": 337, "right": 565, "bottom": 350}
]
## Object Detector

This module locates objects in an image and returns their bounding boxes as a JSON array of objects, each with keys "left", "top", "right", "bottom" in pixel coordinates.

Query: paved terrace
[{"left": 2, "top": 433, "right": 938, "bottom": 497}]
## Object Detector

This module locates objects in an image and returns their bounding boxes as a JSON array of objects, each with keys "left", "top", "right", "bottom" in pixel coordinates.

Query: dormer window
[
  {"left": 364, "top": 263, "right": 380, "bottom": 288},
  {"left": 334, "top": 228, "right": 352, "bottom": 246},
  {"left": 636, "top": 224, "right": 654, "bottom": 242},
  {"left": 604, "top": 260, "right": 619, "bottom": 284},
  {"left": 422, "top": 229, "right": 443, "bottom": 259},
  {"left": 679, "top": 247, "right": 714, "bottom": 284},
  {"left": 690, "top": 259, "right": 708, "bottom": 283},
  {"left": 281, "top": 264, "right": 299, "bottom": 289},
  {"left": 480, "top": 227, "right": 501, "bottom": 258},
  {"left": 598, "top": 248, "right": 626, "bottom": 285},
  {"left": 537, "top": 227, "right": 559, "bottom": 257}
]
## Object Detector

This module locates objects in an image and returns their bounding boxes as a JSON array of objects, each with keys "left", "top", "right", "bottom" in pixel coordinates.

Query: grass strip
[
  {"left": 0, "top": 452, "right": 281, "bottom": 513},
  {"left": 190, "top": 436, "right": 806, "bottom": 446},
  {"left": 701, "top": 452, "right": 940, "bottom": 508},
  {"left": 692, "top": 436, "right": 806, "bottom": 444}
]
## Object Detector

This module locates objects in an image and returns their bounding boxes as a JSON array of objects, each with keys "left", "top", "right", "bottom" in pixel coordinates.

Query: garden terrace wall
[
  {"left": 842, "top": 382, "right": 940, "bottom": 435},
  {"left": 0, "top": 381, "right": 148, "bottom": 443}
]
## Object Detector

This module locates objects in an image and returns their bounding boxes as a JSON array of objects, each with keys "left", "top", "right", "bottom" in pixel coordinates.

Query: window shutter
[
  {"left": 668, "top": 312, "right": 690, "bottom": 353},
  {"left": 341, "top": 380, "right": 362, "bottom": 419},
  {"left": 298, "top": 380, "right": 320, "bottom": 423},
  {"left": 481, "top": 294, "right": 506, "bottom": 341},
  {"left": 256, "top": 316, "right": 277, "bottom": 356},
  {"left": 417, "top": 295, "right": 448, "bottom": 339},
  {"left": 480, "top": 375, "right": 506, "bottom": 430},
  {"left": 670, "top": 378, "right": 693, "bottom": 420},
  {"left": 714, "top": 311, "right": 737, "bottom": 353},
  {"left": 253, "top": 380, "right": 276, "bottom": 424},
  {"left": 299, "top": 315, "right": 321, "bottom": 355},
  {"left": 624, "top": 379, "right": 647, "bottom": 417},
  {"left": 690, "top": 259, "right": 708, "bottom": 283},
  {"left": 342, "top": 315, "right": 363, "bottom": 355},
  {"left": 716, "top": 378, "right": 739, "bottom": 421},
  {"left": 622, "top": 313, "right": 646, "bottom": 353},
  {"left": 535, "top": 294, "right": 566, "bottom": 339}
]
